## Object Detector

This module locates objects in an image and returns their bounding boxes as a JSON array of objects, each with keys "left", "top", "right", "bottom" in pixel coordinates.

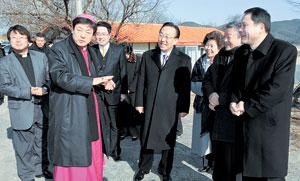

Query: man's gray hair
[{"left": 225, "top": 21, "right": 241, "bottom": 38}]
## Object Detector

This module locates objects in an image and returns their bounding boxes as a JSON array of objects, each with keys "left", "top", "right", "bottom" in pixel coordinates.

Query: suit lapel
[
  {"left": 29, "top": 51, "right": 40, "bottom": 86},
  {"left": 162, "top": 47, "right": 178, "bottom": 70},
  {"left": 151, "top": 49, "right": 162, "bottom": 70},
  {"left": 104, "top": 44, "right": 114, "bottom": 71},
  {"left": 10, "top": 53, "right": 31, "bottom": 86}
]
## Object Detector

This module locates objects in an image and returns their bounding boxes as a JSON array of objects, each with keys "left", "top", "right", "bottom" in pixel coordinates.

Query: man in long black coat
[
  {"left": 230, "top": 7, "right": 297, "bottom": 181},
  {"left": 203, "top": 22, "right": 242, "bottom": 181},
  {"left": 134, "top": 22, "right": 191, "bottom": 181},
  {"left": 48, "top": 14, "right": 113, "bottom": 171}
]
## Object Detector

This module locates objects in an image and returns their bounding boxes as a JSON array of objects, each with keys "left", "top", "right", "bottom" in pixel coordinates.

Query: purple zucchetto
[{"left": 75, "top": 13, "right": 96, "bottom": 23}]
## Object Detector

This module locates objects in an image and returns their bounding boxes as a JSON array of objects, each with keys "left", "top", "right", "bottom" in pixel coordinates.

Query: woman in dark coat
[
  {"left": 119, "top": 43, "right": 141, "bottom": 140},
  {"left": 191, "top": 31, "right": 223, "bottom": 172},
  {"left": 48, "top": 14, "right": 114, "bottom": 181}
]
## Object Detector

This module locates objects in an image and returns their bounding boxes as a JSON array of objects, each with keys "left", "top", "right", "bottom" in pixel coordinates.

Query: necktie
[
  {"left": 162, "top": 54, "right": 168, "bottom": 68},
  {"left": 102, "top": 47, "right": 106, "bottom": 57}
]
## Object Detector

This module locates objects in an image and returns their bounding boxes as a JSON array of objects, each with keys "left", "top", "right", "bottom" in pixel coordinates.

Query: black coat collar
[
  {"left": 152, "top": 45, "right": 179, "bottom": 70},
  {"left": 254, "top": 33, "right": 274, "bottom": 56}
]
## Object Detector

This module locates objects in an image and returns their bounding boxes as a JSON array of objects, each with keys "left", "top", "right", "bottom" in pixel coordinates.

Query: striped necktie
[{"left": 162, "top": 54, "right": 168, "bottom": 68}]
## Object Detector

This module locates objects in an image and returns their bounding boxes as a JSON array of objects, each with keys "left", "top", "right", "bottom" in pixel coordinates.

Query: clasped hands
[
  {"left": 31, "top": 87, "right": 48, "bottom": 96},
  {"left": 93, "top": 76, "right": 115, "bottom": 91},
  {"left": 209, "top": 92, "right": 245, "bottom": 116},
  {"left": 208, "top": 92, "right": 219, "bottom": 111},
  {"left": 229, "top": 101, "right": 245, "bottom": 116}
]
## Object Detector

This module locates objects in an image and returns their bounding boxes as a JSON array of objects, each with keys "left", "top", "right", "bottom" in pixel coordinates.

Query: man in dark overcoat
[
  {"left": 230, "top": 7, "right": 297, "bottom": 181},
  {"left": 203, "top": 22, "right": 242, "bottom": 181},
  {"left": 134, "top": 22, "right": 191, "bottom": 181},
  {"left": 48, "top": 14, "right": 113, "bottom": 171}
]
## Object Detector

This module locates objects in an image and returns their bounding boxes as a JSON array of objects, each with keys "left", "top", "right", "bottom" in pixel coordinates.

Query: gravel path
[{"left": 1, "top": 97, "right": 300, "bottom": 181}]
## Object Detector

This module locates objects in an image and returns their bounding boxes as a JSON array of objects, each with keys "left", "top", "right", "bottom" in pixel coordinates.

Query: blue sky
[
  {"left": 167, "top": 0, "right": 300, "bottom": 25},
  {"left": 1, "top": 0, "right": 299, "bottom": 34}
]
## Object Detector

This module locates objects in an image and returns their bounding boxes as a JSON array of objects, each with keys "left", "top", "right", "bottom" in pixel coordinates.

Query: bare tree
[
  {"left": 0, "top": 0, "right": 168, "bottom": 42},
  {"left": 218, "top": 14, "right": 242, "bottom": 31},
  {"left": 85, "top": 0, "right": 168, "bottom": 42},
  {"left": 0, "top": 0, "right": 75, "bottom": 41}
]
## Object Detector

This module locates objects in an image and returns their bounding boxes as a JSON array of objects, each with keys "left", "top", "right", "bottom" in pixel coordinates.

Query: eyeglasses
[
  {"left": 10, "top": 36, "right": 27, "bottom": 40},
  {"left": 96, "top": 32, "right": 110, "bottom": 37},
  {"left": 158, "top": 33, "right": 175, "bottom": 40}
]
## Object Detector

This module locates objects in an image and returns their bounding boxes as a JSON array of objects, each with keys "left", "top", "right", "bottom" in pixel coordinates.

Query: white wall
[
  {"left": 132, "top": 43, "right": 204, "bottom": 66},
  {"left": 132, "top": 42, "right": 157, "bottom": 55}
]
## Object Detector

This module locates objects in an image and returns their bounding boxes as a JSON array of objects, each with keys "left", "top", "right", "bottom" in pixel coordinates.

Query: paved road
[{"left": 1, "top": 97, "right": 300, "bottom": 181}]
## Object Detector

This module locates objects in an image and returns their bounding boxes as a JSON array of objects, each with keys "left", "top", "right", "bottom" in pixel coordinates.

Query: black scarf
[{"left": 68, "top": 36, "right": 100, "bottom": 141}]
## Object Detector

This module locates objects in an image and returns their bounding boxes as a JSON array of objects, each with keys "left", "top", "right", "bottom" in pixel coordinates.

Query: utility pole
[{"left": 76, "top": 0, "right": 83, "bottom": 15}]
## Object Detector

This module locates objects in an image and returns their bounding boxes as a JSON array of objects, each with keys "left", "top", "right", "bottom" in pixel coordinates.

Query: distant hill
[
  {"left": 271, "top": 19, "right": 300, "bottom": 45},
  {"left": 180, "top": 19, "right": 300, "bottom": 45},
  {"left": 179, "top": 22, "right": 213, "bottom": 28}
]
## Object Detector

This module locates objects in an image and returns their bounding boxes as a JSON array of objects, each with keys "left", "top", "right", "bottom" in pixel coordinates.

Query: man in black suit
[
  {"left": 134, "top": 22, "right": 191, "bottom": 181},
  {"left": 93, "top": 21, "right": 127, "bottom": 162},
  {"left": 230, "top": 7, "right": 297, "bottom": 181},
  {"left": 29, "top": 33, "right": 50, "bottom": 56}
]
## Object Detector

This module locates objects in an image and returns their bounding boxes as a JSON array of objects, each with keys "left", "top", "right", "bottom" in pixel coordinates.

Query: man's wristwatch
[{"left": 42, "top": 86, "right": 48, "bottom": 92}]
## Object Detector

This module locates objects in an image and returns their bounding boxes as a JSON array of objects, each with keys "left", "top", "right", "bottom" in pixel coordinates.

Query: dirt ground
[{"left": 290, "top": 108, "right": 300, "bottom": 148}]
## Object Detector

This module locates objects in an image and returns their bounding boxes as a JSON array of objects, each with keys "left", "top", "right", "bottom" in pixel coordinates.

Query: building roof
[{"left": 111, "top": 22, "right": 223, "bottom": 46}]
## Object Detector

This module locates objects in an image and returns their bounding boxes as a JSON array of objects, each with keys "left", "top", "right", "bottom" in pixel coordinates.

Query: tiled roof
[{"left": 111, "top": 22, "right": 223, "bottom": 46}]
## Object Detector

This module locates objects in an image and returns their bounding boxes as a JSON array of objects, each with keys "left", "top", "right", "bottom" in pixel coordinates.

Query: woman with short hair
[{"left": 191, "top": 31, "right": 224, "bottom": 172}]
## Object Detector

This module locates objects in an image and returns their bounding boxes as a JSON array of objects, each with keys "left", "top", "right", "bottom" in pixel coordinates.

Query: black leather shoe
[
  {"left": 199, "top": 165, "right": 212, "bottom": 172},
  {"left": 120, "top": 135, "right": 126, "bottom": 140},
  {"left": 36, "top": 170, "right": 53, "bottom": 179},
  {"left": 162, "top": 175, "right": 172, "bottom": 181},
  {"left": 134, "top": 170, "right": 148, "bottom": 181},
  {"left": 131, "top": 136, "right": 138, "bottom": 141},
  {"left": 157, "top": 168, "right": 172, "bottom": 181},
  {"left": 157, "top": 167, "right": 164, "bottom": 175},
  {"left": 111, "top": 155, "right": 122, "bottom": 162}
]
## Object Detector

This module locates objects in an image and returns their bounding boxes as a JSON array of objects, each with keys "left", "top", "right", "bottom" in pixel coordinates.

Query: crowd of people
[{"left": 0, "top": 6, "right": 298, "bottom": 181}]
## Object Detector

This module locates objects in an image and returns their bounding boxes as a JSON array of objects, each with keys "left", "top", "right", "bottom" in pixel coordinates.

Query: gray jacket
[{"left": 0, "top": 50, "right": 49, "bottom": 130}]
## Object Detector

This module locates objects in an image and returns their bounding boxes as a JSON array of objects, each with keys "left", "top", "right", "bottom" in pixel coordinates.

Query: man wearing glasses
[
  {"left": 134, "top": 22, "right": 191, "bottom": 181},
  {"left": 93, "top": 21, "right": 127, "bottom": 162},
  {"left": 0, "top": 25, "right": 52, "bottom": 180}
]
